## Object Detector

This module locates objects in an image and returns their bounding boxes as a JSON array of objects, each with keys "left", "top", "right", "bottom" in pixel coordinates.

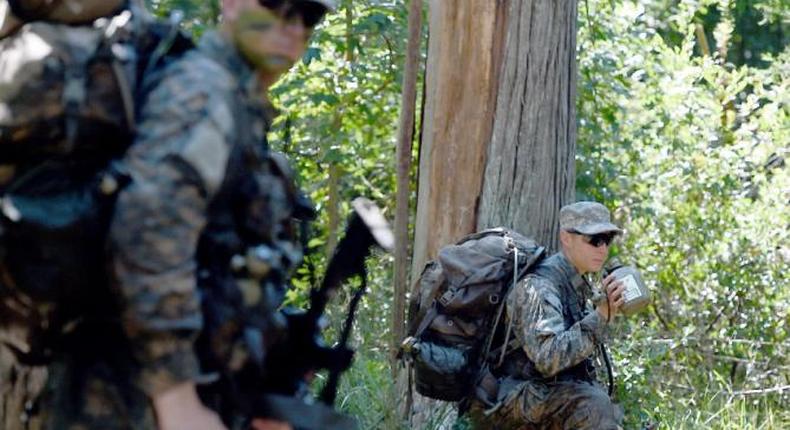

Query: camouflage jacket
[
  {"left": 504, "top": 252, "right": 608, "bottom": 381},
  {"left": 109, "top": 30, "right": 294, "bottom": 398}
]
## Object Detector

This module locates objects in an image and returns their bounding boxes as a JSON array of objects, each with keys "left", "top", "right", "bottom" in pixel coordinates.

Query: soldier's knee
[{"left": 563, "top": 386, "right": 620, "bottom": 430}]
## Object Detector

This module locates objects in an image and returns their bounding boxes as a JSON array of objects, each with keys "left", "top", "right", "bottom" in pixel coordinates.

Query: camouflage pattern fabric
[
  {"left": 507, "top": 253, "right": 607, "bottom": 378},
  {"left": 469, "top": 252, "right": 623, "bottom": 429},
  {"left": 467, "top": 380, "right": 623, "bottom": 430},
  {"left": 26, "top": 31, "right": 277, "bottom": 429},
  {"left": 558, "top": 201, "right": 622, "bottom": 236}
]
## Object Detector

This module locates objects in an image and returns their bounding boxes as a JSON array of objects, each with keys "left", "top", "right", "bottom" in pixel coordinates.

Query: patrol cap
[{"left": 560, "top": 201, "right": 623, "bottom": 236}]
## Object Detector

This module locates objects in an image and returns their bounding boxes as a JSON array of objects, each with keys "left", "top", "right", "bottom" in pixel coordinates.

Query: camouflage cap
[{"left": 560, "top": 201, "right": 623, "bottom": 235}]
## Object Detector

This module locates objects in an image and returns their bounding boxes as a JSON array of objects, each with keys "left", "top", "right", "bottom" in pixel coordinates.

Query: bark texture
[
  {"left": 407, "top": 0, "right": 509, "bottom": 427},
  {"left": 392, "top": 0, "right": 423, "bottom": 369},
  {"left": 410, "top": 0, "right": 509, "bottom": 281},
  {"left": 476, "top": 0, "right": 578, "bottom": 251}
]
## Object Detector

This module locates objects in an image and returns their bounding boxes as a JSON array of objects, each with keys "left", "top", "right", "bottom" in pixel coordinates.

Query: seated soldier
[{"left": 467, "top": 201, "right": 626, "bottom": 430}]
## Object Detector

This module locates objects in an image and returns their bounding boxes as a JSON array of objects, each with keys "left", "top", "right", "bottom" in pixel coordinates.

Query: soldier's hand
[
  {"left": 596, "top": 274, "right": 626, "bottom": 322},
  {"left": 153, "top": 382, "right": 228, "bottom": 430}
]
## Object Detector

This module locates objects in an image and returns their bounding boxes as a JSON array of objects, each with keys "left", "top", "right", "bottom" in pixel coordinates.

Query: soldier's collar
[
  {"left": 556, "top": 252, "right": 592, "bottom": 298},
  {"left": 555, "top": 251, "right": 579, "bottom": 279}
]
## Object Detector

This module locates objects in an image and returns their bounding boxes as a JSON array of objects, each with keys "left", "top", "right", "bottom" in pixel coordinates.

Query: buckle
[{"left": 438, "top": 289, "right": 455, "bottom": 307}]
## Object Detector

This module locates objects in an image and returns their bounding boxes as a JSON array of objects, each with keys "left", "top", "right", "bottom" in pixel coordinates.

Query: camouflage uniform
[
  {"left": 31, "top": 30, "right": 304, "bottom": 429},
  {"left": 468, "top": 252, "right": 623, "bottom": 430}
]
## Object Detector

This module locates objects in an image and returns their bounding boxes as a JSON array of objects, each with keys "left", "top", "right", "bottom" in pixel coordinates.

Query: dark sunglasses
[
  {"left": 258, "top": 0, "right": 329, "bottom": 28},
  {"left": 574, "top": 231, "right": 616, "bottom": 248}
]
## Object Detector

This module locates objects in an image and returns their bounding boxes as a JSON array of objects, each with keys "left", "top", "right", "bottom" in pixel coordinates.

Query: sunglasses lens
[{"left": 588, "top": 234, "right": 614, "bottom": 247}]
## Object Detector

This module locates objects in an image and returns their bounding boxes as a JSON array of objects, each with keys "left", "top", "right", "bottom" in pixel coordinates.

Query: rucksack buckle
[
  {"left": 398, "top": 336, "right": 419, "bottom": 359},
  {"left": 438, "top": 289, "right": 455, "bottom": 307}
]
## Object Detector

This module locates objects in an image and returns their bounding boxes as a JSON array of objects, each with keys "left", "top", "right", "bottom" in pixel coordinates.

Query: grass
[{"left": 332, "top": 350, "right": 789, "bottom": 429}]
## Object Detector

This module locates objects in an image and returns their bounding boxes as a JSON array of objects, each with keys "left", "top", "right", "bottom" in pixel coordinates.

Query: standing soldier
[
  {"left": 467, "top": 201, "right": 626, "bottom": 429},
  {"left": 17, "top": 0, "right": 334, "bottom": 429}
]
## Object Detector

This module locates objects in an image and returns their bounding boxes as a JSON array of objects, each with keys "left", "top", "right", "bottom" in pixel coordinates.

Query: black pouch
[{"left": 412, "top": 341, "right": 474, "bottom": 401}]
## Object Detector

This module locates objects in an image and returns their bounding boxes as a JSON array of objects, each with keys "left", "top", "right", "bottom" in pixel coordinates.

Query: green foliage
[
  {"left": 266, "top": 1, "right": 411, "bottom": 426},
  {"left": 268, "top": 0, "right": 408, "bottom": 290},
  {"left": 272, "top": 1, "right": 406, "bottom": 207},
  {"left": 578, "top": 0, "right": 788, "bottom": 427},
  {"left": 621, "top": 0, "right": 788, "bottom": 67}
]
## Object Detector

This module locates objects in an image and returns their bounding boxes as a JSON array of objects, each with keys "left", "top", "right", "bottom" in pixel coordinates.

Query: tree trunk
[
  {"left": 477, "top": 0, "right": 578, "bottom": 250},
  {"left": 407, "top": 0, "right": 578, "bottom": 426},
  {"left": 407, "top": 0, "right": 509, "bottom": 427},
  {"left": 391, "top": 0, "right": 423, "bottom": 373},
  {"left": 410, "top": 0, "right": 509, "bottom": 281}
]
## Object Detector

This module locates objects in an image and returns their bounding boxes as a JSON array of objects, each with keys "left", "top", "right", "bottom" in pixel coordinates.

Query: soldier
[
  {"left": 30, "top": 0, "right": 335, "bottom": 429},
  {"left": 467, "top": 201, "right": 627, "bottom": 430}
]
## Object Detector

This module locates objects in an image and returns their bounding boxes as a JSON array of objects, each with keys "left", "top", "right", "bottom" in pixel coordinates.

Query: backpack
[
  {"left": 0, "top": 0, "right": 193, "bottom": 364},
  {"left": 400, "top": 228, "right": 545, "bottom": 402}
]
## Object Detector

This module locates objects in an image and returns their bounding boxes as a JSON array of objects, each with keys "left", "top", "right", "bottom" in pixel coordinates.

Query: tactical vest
[
  {"left": 499, "top": 253, "right": 596, "bottom": 383},
  {"left": 185, "top": 55, "right": 315, "bottom": 392}
]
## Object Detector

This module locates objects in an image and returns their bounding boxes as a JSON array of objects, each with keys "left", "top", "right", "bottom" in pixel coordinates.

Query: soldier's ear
[{"left": 559, "top": 230, "right": 572, "bottom": 249}]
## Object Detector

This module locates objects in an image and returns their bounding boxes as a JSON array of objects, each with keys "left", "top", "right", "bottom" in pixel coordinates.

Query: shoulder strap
[
  {"left": 480, "top": 245, "right": 519, "bottom": 362},
  {"left": 563, "top": 274, "right": 588, "bottom": 323}
]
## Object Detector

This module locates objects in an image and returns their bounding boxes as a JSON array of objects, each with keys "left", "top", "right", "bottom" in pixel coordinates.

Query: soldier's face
[
  {"left": 223, "top": 0, "right": 313, "bottom": 82},
  {"left": 560, "top": 230, "right": 611, "bottom": 274}
]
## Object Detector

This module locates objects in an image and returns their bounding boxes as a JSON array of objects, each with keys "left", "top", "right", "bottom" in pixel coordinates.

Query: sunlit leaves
[{"left": 578, "top": 0, "right": 787, "bottom": 427}]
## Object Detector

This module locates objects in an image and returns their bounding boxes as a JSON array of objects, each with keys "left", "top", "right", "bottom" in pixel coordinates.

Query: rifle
[{"left": 231, "top": 197, "right": 393, "bottom": 429}]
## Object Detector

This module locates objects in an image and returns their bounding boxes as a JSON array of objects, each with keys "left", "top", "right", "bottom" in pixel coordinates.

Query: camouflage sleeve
[
  {"left": 506, "top": 276, "right": 608, "bottom": 378},
  {"left": 108, "top": 55, "right": 236, "bottom": 397}
]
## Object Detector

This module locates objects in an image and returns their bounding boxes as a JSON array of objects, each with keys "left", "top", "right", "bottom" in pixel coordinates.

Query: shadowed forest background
[{"left": 149, "top": 0, "right": 788, "bottom": 428}]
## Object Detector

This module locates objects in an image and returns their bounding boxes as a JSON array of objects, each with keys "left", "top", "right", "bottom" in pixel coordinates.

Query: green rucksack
[
  {"left": 0, "top": 0, "right": 192, "bottom": 364},
  {"left": 400, "top": 228, "right": 545, "bottom": 401}
]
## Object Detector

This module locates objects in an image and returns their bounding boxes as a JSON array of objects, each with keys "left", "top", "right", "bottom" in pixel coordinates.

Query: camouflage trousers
[
  {"left": 466, "top": 379, "right": 623, "bottom": 430},
  {"left": 0, "top": 327, "right": 156, "bottom": 430}
]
